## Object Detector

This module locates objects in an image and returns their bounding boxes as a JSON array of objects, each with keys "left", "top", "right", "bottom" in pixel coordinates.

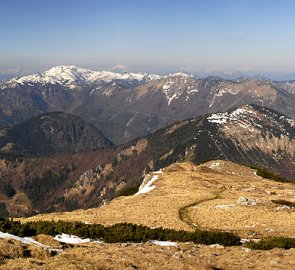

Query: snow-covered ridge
[
  {"left": 207, "top": 107, "right": 256, "bottom": 125},
  {"left": 165, "top": 72, "right": 192, "bottom": 78},
  {"left": 207, "top": 105, "right": 295, "bottom": 133},
  {"left": 3, "top": 66, "right": 197, "bottom": 88},
  {"left": 5, "top": 65, "right": 163, "bottom": 87}
]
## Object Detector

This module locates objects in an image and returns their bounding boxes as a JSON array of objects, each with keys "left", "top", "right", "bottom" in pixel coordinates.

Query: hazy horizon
[{"left": 1, "top": 0, "right": 295, "bottom": 80}]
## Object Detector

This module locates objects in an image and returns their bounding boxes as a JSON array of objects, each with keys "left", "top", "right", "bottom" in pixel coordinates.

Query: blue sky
[{"left": 1, "top": 0, "right": 295, "bottom": 78}]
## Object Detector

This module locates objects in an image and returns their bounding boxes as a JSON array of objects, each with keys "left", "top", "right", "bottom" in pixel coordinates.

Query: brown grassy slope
[
  {"left": 1, "top": 241, "right": 295, "bottom": 270},
  {"left": 6, "top": 160, "right": 295, "bottom": 270},
  {"left": 22, "top": 160, "right": 295, "bottom": 239}
]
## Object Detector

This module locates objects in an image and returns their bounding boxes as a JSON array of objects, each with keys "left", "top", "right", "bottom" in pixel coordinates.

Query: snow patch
[
  {"left": 0, "top": 231, "right": 48, "bottom": 247},
  {"left": 149, "top": 240, "right": 177, "bottom": 247},
  {"left": 54, "top": 233, "right": 91, "bottom": 244},
  {"left": 207, "top": 106, "right": 260, "bottom": 129},
  {"left": 136, "top": 175, "right": 159, "bottom": 195},
  {"left": 209, "top": 162, "right": 220, "bottom": 169},
  {"left": 214, "top": 204, "right": 235, "bottom": 209}
]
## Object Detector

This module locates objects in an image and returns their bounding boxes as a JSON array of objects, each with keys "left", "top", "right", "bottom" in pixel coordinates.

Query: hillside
[
  {"left": 23, "top": 160, "right": 295, "bottom": 239},
  {"left": 80, "top": 104, "right": 294, "bottom": 210},
  {"left": 4, "top": 160, "right": 295, "bottom": 270},
  {"left": 1, "top": 66, "right": 295, "bottom": 143},
  {"left": 0, "top": 104, "right": 294, "bottom": 217},
  {"left": 0, "top": 112, "right": 113, "bottom": 157}
]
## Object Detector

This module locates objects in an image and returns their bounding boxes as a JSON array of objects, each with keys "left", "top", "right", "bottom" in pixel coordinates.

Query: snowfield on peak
[
  {"left": 207, "top": 106, "right": 258, "bottom": 125},
  {"left": 4, "top": 65, "right": 162, "bottom": 87}
]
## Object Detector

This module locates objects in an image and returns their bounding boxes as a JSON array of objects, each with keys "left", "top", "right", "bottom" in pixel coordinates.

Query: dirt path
[{"left": 179, "top": 194, "right": 220, "bottom": 229}]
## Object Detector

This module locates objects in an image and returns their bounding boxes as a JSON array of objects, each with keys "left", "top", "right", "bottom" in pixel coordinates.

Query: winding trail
[{"left": 179, "top": 194, "right": 221, "bottom": 229}]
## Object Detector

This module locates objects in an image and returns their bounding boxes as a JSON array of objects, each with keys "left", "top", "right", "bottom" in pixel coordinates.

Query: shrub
[
  {"left": 0, "top": 219, "right": 241, "bottom": 247},
  {"left": 271, "top": 199, "right": 295, "bottom": 208},
  {"left": 245, "top": 237, "right": 295, "bottom": 250},
  {"left": 117, "top": 185, "right": 140, "bottom": 197},
  {"left": 253, "top": 168, "right": 293, "bottom": 183}
]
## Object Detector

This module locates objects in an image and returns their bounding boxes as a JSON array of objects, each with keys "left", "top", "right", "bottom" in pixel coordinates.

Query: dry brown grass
[
  {"left": 21, "top": 160, "right": 295, "bottom": 240},
  {"left": 10, "top": 160, "right": 295, "bottom": 269},
  {"left": 0, "top": 239, "right": 28, "bottom": 259},
  {"left": 1, "top": 241, "right": 295, "bottom": 270},
  {"left": 32, "top": 235, "right": 61, "bottom": 249}
]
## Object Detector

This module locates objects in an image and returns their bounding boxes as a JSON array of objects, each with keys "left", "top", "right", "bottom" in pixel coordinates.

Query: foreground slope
[
  {"left": 3, "top": 160, "right": 295, "bottom": 270},
  {"left": 2, "top": 240, "right": 295, "bottom": 270},
  {"left": 24, "top": 160, "right": 295, "bottom": 239}
]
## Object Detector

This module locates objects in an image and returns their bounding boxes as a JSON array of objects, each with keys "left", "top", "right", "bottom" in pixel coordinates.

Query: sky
[{"left": 1, "top": 0, "right": 295, "bottom": 79}]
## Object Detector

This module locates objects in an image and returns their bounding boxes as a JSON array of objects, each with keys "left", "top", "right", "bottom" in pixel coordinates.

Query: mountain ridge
[
  {"left": 1, "top": 66, "right": 295, "bottom": 144},
  {"left": 0, "top": 104, "right": 294, "bottom": 217}
]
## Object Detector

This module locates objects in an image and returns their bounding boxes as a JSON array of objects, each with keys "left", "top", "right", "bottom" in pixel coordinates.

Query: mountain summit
[{"left": 5, "top": 65, "right": 162, "bottom": 87}]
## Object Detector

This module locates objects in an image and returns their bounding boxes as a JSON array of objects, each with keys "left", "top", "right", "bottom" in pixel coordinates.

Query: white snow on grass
[
  {"left": 209, "top": 162, "right": 220, "bottom": 169},
  {"left": 0, "top": 231, "right": 48, "bottom": 247},
  {"left": 149, "top": 240, "right": 178, "bottom": 247},
  {"left": 214, "top": 204, "right": 235, "bottom": 209},
  {"left": 54, "top": 233, "right": 91, "bottom": 244},
  {"left": 135, "top": 175, "right": 159, "bottom": 195},
  {"left": 153, "top": 170, "right": 163, "bottom": 174}
]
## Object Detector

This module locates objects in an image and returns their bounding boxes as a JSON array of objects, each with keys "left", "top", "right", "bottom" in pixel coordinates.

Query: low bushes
[
  {"left": 245, "top": 237, "right": 295, "bottom": 250},
  {"left": 254, "top": 168, "right": 292, "bottom": 183},
  {"left": 0, "top": 219, "right": 241, "bottom": 246},
  {"left": 271, "top": 199, "right": 295, "bottom": 208},
  {"left": 117, "top": 185, "right": 140, "bottom": 197}
]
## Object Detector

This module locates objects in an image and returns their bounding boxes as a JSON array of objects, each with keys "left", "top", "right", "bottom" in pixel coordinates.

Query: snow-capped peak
[
  {"left": 4, "top": 65, "right": 162, "bottom": 87},
  {"left": 207, "top": 104, "right": 295, "bottom": 133},
  {"left": 207, "top": 106, "right": 256, "bottom": 125},
  {"left": 7, "top": 65, "right": 92, "bottom": 86},
  {"left": 42, "top": 65, "right": 91, "bottom": 85},
  {"left": 166, "top": 72, "right": 192, "bottom": 78}
]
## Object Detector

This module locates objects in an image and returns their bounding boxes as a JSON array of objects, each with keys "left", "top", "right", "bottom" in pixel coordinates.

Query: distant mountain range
[
  {"left": 0, "top": 104, "right": 294, "bottom": 216},
  {"left": 1, "top": 65, "right": 295, "bottom": 144}
]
